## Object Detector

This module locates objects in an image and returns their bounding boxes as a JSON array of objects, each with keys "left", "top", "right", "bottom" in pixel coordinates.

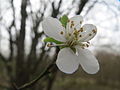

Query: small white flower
[{"left": 42, "top": 15, "right": 99, "bottom": 74}]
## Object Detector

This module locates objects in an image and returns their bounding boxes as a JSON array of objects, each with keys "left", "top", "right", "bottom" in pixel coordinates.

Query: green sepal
[
  {"left": 44, "top": 37, "right": 63, "bottom": 44},
  {"left": 60, "top": 15, "right": 69, "bottom": 28},
  {"left": 70, "top": 47, "right": 77, "bottom": 54}
]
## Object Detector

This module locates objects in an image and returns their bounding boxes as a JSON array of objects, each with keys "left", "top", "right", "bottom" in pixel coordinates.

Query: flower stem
[
  {"left": 13, "top": 63, "right": 55, "bottom": 90},
  {"left": 47, "top": 43, "right": 67, "bottom": 47}
]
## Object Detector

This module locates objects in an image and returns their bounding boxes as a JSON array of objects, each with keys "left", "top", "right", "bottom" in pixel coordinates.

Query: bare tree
[{"left": 0, "top": 0, "right": 90, "bottom": 90}]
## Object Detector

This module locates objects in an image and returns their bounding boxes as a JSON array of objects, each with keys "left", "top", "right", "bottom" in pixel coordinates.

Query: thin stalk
[{"left": 13, "top": 63, "right": 55, "bottom": 90}]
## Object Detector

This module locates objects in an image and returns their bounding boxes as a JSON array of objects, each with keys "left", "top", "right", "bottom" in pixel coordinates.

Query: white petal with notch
[
  {"left": 56, "top": 48, "right": 79, "bottom": 74},
  {"left": 79, "top": 24, "right": 97, "bottom": 42},
  {"left": 42, "top": 17, "right": 66, "bottom": 42},
  {"left": 77, "top": 48, "right": 99, "bottom": 74},
  {"left": 66, "top": 15, "right": 83, "bottom": 33}
]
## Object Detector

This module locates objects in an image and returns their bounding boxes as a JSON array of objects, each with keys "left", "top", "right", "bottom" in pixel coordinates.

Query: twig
[{"left": 13, "top": 63, "right": 55, "bottom": 90}]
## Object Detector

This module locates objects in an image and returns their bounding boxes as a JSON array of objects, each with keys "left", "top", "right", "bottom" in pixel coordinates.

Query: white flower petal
[
  {"left": 77, "top": 48, "right": 99, "bottom": 74},
  {"left": 42, "top": 17, "right": 66, "bottom": 42},
  {"left": 56, "top": 48, "right": 79, "bottom": 74},
  {"left": 79, "top": 24, "right": 97, "bottom": 42},
  {"left": 66, "top": 15, "right": 83, "bottom": 33}
]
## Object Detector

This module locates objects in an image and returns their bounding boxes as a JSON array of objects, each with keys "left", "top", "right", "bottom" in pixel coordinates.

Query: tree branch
[
  {"left": 0, "top": 53, "right": 7, "bottom": 63},
  {"left": 15, "top": 0, "right": 28, "bottom": 86},
  {"left": 13, "top": 63, "right": 56, "bottom": 90},
  {"left": 76, "top": 0, "right": 89, "bottom": 15},
  {"left": 51, "top": 0, "right": 62, "bottom": 18},
  {"left": 84, "top": 0, "right": 97, "bottom": 16}
]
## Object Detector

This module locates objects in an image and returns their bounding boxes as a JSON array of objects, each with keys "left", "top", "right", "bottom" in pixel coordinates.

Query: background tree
[
  {"left": 0, "top": 0, "right": 120, "bottom": 90},
  {"left": 0, "top": 0, "right": 90, "bottom": 90}
]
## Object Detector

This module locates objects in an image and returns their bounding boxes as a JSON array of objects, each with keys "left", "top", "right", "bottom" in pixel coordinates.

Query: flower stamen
[
  {"left": 60, "top": 31, "right": 64, "bottom": 35},
  {"left": 86, "top": 44, "right": 89, "bottom": 47},
  {"left": 78, "top": 27, "right": 83, "bottom": 32},
  {"left": 70, "top": 21, "right": 75, "bottom": 28},
  {"left": 92, "top": 29, "right": 97, "bottom": 34},
  {"left": 89, "top": 33, "right": 92, "bottom": 36},
  {"left": 87, "top": 41, "right": 90, "bottom": 44},
  {"left": 68, "top": 19, "right": 70, "bottom": 22},
  {"left": 80, "top": 21, "right": 82, "bottom": 24},
  {"left": 68, "top": 33, "right": 71, "bottom": 36},
  {"left": 71, "top": 21, "right": 74, "bottom": 23},
  {"left": 79, "top": 34, "right": 82, "bottom": 37}
]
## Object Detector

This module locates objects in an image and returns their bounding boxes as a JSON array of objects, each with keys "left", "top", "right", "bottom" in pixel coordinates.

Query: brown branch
[
  {"left": 13, "top": 63, "right": 56, "bottom": 90},
  {"left": 51, "top": 0, "right": 62, "bottom": 18},
  {"left": 7, "top": 0, "right": 17, "bottom": 62},
  {"left": 26, "top": 1, "right": 44, "bottom": 73},
  {"left": 46, "top": 65, "right": 58, "bottom": 90},
  {"left": 84, "top": 0, "right": 97, "bottom": 16},
  {"left": 46, "top": 47, "right": 60, "bottom": 90},
  {"left": 26, "top": 0, "right": 44, "bottom": 68},
  {"left": 15, "top": 0, "right": 28, "bottom": 86},
  {"left": 32, "top": 46, "right": 46, "bottom": 73},
  {"left": 0, "top": 53, "right": 7, "bottom": 62},
  {"left": 76, "top": 0, "right": 89, "bottom": 15},
  {"left": 26, "top": 32, "right": 44, "bottom": 74}
]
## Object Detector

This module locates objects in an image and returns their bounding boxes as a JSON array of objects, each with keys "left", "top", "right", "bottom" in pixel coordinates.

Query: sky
[
  {"left": 0, "top": 0, "right": 120, "bottom": 57},
  {"left": 83, "top": 0, "right": 120, "bottom": 53}
]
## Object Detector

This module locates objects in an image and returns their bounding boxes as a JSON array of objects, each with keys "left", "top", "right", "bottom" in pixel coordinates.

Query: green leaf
[
  {"left": 44, "top": 37, "right": 63, "bottom": 44},
  {"left": 60, "top": 15, "right": 69, "bottom": 28}
]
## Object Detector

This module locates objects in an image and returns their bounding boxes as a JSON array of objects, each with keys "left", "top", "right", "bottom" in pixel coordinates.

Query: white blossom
[{"left": 42, "top": 15, "right": 99, "bottom": 74}]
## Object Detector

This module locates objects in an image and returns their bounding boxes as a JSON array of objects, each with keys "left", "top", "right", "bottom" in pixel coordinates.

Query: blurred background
[{"left": 0, "top": 0, "right": 120, "bottom": 90}]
